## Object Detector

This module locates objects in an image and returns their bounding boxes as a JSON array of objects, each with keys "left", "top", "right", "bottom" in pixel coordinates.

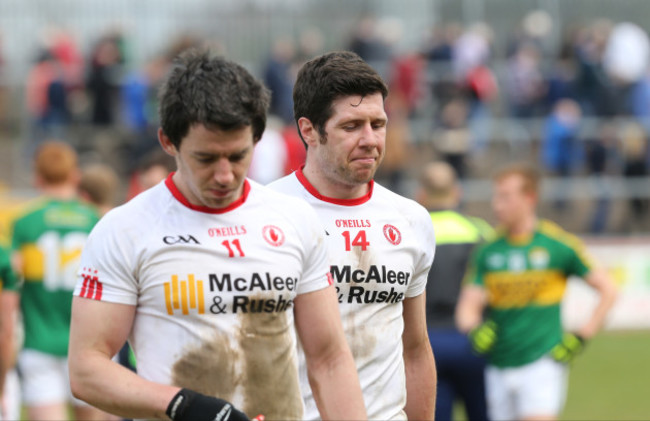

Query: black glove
[
  {"left": 550, "top": 333, "right": 586, "bottom": 364},
  {"left": 166, "top": 388, "right": 250, "bottom": 421}
]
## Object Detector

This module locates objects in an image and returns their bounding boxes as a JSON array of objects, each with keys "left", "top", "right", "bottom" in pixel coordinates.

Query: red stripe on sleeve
[
  {"left": 94, "top": 280, "right": 103, "bottom": 301},
  {"left": 86, "top": 279, "right": 96, "bottom": 299},
  {"left": 80, "top": 276, "right": 89, "bottom": 298}
]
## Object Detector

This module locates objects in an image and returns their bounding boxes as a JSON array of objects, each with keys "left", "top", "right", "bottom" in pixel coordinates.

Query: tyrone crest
[
  {"left": 263, "top": 225, "right": 285, "bottom": 247},
  {"left": 383, "top": 224, "right": 402, "bottom": 245}
]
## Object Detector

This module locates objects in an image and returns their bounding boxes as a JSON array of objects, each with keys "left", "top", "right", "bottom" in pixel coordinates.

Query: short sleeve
[
  {"left": 293, "top": 203, "right": 331, "bottom": 295},
  {"left": 464, "top": 244, "right": 487, "bottom": 287},
  {"left": 406, "top": 204, "right": 436, "bottom": 298},
  {"left": 11, "top": 217, "right": 25, "bottom": 252},
  {"left": 73, "top": 210, "right": 140, "bottom": 305},
  {"left": 0, "top": 245, "right": 19, "bottom": 292},
  {"left": 566, "top": 237, "right": 593, "bottom": 279}
]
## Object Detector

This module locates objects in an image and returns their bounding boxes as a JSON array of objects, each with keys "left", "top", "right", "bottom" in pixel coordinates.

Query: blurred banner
[{"left": 563, "top": 237, "right": 650, "bottom": 330}]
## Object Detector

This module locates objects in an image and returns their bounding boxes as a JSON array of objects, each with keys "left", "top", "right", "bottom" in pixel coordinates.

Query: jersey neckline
[
  {"left": 295, "top": 166, "right": 373, "bottom": 206},
  {"left": 165, "top": 172, "right": 251, "bottom": 214}
]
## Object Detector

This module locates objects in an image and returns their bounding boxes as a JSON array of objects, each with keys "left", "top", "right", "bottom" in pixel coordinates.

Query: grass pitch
[
  {"left": 453, "top": 330, "right": 650, "bottom": 420},
  {"left": 561, "top": 329, "right": 650, "bottom": 420}
]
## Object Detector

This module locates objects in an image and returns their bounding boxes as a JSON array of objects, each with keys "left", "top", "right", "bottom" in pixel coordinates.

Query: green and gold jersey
[
  {"left": 0, "top": 243, "right": 19, "bottom": 292},
  {"left": 467, "top": 219, "right": 593, "bottom": 368},
  {"left": 12, "top": 198, "right": 99, "bottom": 356}
]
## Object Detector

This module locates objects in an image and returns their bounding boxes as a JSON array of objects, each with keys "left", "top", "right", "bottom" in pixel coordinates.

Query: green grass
[
  {"left": 453, "top": 330, "right": 650, "bottom": 421},
  {"left": 561, "top": 330, "right": 650, "bottom": 421},
  {"left": 12, "top": 331, "right": 650, "bottom": 420}
]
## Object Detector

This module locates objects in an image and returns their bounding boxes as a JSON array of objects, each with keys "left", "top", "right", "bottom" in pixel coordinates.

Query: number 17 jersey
[{"left": 269, "top": 169, "right": 436, "bottom": 420}]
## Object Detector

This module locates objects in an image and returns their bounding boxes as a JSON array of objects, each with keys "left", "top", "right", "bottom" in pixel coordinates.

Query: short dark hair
[
  {"left": 158, "top": 49, "right": 271, "bottom": 148},
  {"left": 293, "top": 51, "right": 388, "bottom": 143}
]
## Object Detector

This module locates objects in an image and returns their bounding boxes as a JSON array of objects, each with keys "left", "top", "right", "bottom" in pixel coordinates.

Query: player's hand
[
  {"left": 469, "top": 320, "right": 497, "bottom": 354},
  {"left": 166, "top": 388, "right": 251, "bottom": 421},
  {"left": 550, "top": 332, "right": 585, "bottom": 364}
]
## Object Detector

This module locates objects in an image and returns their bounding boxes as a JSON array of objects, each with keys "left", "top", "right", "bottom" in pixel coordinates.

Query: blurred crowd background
[{"left": 0, "top": 0, "right": 649, "bottom": 235}]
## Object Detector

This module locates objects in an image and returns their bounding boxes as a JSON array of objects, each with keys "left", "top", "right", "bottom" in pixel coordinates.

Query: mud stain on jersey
[
  {"left": 171, "top": 331, "right": 239, "bottom": 401},
  {"left": 345, "top": 310, "right": 378, "bottom": 362},
  {"left": 237, "top": 295, "right": 303, "bottom": 420},
  {"left": 353, "top": 243, "right": 374, "bottom": 273},
  {"left": 348, "top": 245, "right": 378, "bottom": 361}
]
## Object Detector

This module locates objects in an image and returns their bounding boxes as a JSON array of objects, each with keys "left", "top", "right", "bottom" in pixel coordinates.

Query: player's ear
[
  {"left": 297, "top": 117, "right": 319, "bottom": 148},
  {"left": 158, "top": 128, "right": 177, "bottom": 157}
]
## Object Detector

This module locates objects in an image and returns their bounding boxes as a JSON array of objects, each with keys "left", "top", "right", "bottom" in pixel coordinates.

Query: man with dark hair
[
  {"left": 68, "top": 49, "right": 365, "bottom": 421},
  {"left": 270, "top": 51, "right": 436, "bottom": 420},
  {"left": 456, "top": 162, "right": 618, "bottom": 421}
]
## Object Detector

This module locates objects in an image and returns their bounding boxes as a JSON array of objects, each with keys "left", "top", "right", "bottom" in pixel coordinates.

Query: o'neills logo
[
  {"left": 383, "top": 224, "right": 401, "bottom": 245},
  {"left": 263, "top": 225, "right": 284, "bottom": 246},
  {"left": 208, "top": 225, "right": 247, "bottom": 237}
]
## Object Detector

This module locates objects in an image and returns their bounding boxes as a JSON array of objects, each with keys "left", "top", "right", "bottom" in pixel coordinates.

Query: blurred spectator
[
  {"left": 376, "top": 96, "right": 412, "bottom": 194},
  {"left": 348, "top": 15, "right": 392, "bottom": 64},
  {"left": 542, "top": 99, "right": 583, "bottom": 211},
  {"left": 544, "top": 39, "right": 578, "bottom": 110},
  {"left": 126, "top": 148, "right": 175, "bottom": 200},
  {"left": 620, "top": 122, "right": 649, "bottom": 231},
  {"left": 281, "top": 124, "right": 307, "bottom": 175},
  {"left": 542, "top": 98, "right": 582, "bottom": 177},
  {"left": 79, "top": 163, "right": 121, "bottom": 216},
  {"left": 263, "top": 39, "right": 296, "bottom": 124},
  {"left": 347, "top": 15, "right": 394, "bottom": 80},
  {"left": 603, "top": 22, "right": 650, "bottom": 115},
  {"left": 585, "top": 123, "right": 619, "bottom": 233},
  {"left": 432, "top": 98, "right": 472, "bottom": 178},
  {"left": 48, "top": 28, "right": 85, "bottom": 90},
  {"left": 506, "top": 9, "right": 554, "bottom": 59},
  {"left": 389, "top": 50, "right": 427, "bottom": 117},
  {"left": 0, "top": 32, "right": 8, "bottom": 129},
  {"left": 505, "top": 42, "right": 546, "bottom": 118},
  {"left": 426, "top": 23, "right": 463, "bottom": 106},
  {"left": 25, "top": 49, "right": 70, "bottom": 145},
  {"left": 464, "top": 62, "right": 498, "bottom": 153},
  {"left": 452, "top": 23, "right": 492, "bottom": 81},
  {"left": 121, "top": 55, "right": 171, "bottom": 171},
  {"left": 452, "top": 23, "right": 497, "bottom": 152},
  {"left": 631, "top": 70, "right": 650, "bottom": 132},
  {"left": 573, "top": 20, "right": 618, "bottom": 116},
  {"left": 86, "top": 34, "right": 123, "bottom": 126},
  {"left": 427, "top": 23, "right": 460, "bottom": 62},
  {"left": 294, "top": 27, "right": 325, "bottom": 66},
  {"left": 248, "top": 116, "right": 288, "bottom": 185}
]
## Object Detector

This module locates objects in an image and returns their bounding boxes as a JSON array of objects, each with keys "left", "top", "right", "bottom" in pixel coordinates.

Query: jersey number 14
[{"left": 342, "top": 230, "right": 370, "bottom": 251}]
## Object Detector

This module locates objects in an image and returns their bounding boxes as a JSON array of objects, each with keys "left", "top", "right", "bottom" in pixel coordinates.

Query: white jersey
[
  {"left": 73, "top": 175, "right": 330, "bottom": 421},
  {"left": 269, "top": 169, "right": 436, "bottom": 421}
]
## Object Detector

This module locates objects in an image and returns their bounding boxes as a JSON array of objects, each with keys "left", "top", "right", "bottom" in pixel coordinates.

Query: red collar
[
  {"left": 295, "top": 166, "right": 373, "bottom": 206},
  {"left": 165, "top": 172, "right": 251, "bottom": 214}
]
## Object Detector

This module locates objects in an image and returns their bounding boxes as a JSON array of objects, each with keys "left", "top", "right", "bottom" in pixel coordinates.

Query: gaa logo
[
  {"left": 383, "top": 224, "right": 401, "bottom": 245},
  {"left": 263, "top": 225, "right": 285, "bottom": 247}
]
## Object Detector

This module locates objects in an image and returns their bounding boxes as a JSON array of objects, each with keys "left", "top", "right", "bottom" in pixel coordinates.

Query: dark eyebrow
[{"left": 192, "top": 147, "right": 250, "bottom": 159}]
